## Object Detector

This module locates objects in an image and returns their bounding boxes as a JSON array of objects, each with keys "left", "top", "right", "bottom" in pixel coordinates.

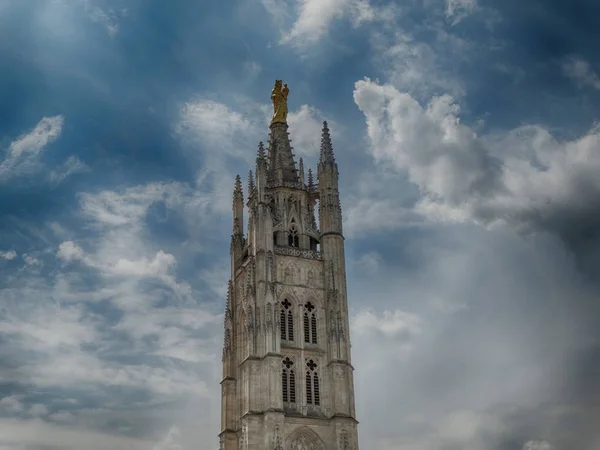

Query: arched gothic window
[
  {"left": 280, "top": 299, "right": 294, "bottom": 342},
  {"left": 305, "top": 359, "right": 320, "bottom": 406},
  {"left": 303, "top": 302, "right": 317, "bottom": 344},
  {"left": 282, "top": 356, "right": 296, "bottom": 403},
  {"left": 288, "top": 222, "right": 299, "bottom": 248}
]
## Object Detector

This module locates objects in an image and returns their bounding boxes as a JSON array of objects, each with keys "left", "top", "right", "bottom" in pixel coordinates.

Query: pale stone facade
[{"left": 219, "top": 114, "right": 359, "bottom": 449}]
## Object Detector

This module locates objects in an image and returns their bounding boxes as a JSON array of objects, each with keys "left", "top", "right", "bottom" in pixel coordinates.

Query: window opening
[
  {"left": 288, "top": 222, "right": 299, "bottom": 248},
  {"left": 306, "top": 359, "right": 320, "bottom": 406},
  {"left": 281, "top": 299, "right": 293, "bottom": 342},
  {"left": 282, "top": 357, "right": 296, "bottom": 403},
  {"left": 303, "top": 302, "right": 317, "bottom": 344}
]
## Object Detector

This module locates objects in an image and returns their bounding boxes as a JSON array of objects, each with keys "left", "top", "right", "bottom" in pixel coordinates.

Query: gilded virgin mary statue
[{"left": 271, "top": 80, "right": 289, "bottom": 124}]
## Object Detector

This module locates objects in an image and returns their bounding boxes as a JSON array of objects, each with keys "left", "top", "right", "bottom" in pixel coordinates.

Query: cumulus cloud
[
  {"left": 0, "top": 249, "right": 17, "bottom": 260},
  {"left": 178, "top": 100, "right": 252, "bottom": 151},
  {"left": 353, "top": 77, "right": 600, "bottom": 271},
  {"left": 57, "top": 241, "right": 85, "bottom": 262},
  {"left": 287, "top": 104, "right": 332, "bottom": 157}
]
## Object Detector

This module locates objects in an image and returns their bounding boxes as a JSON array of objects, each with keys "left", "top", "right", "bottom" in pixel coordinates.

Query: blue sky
[{"left": 1, "top": 0, "right": 600, "bottom": 449}]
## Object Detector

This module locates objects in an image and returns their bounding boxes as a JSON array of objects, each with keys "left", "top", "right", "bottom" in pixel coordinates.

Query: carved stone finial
[
  {"left": 233, "top": 174, "right": 243, "bottom": 203},
  {"left": 299, "top": 157, "right": 305, "bottom": 185},
  {"left": 248, "top": 170, "right": 255, "bottom": 193},
  {"left": 257, "top": 141, "right": 266, "bottom": 159}
]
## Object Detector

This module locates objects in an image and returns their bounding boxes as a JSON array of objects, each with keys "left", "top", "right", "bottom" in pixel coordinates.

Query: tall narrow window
[
  {"left": 288, "top": 222, "right": 299, "bottom": 248},
  {"left": 289, "top": 370, "right": 296, "bottom": 402},
  {"left": 282, "top": 357, "right": 296, "bottom": 404},
  {"left": 280, "top": 309, "right": 286, "bottom": 340},
  {"left": 303, "top": 302, "right": 317, "bottom": 344},
  {"left": 313, "top": 373, "right": 320, "bottom": 405},
  {"left": 306, "top": 359, "right": 320, "bottom": 406},
  {"left": 282, "top": 370, "right": 288, "bottom": 402},
  {"left": 303, "top": 313, "right": 310, "bottom": 343},
  {"left": 281, "top": 299, "right": 293, "bottom": 342}
]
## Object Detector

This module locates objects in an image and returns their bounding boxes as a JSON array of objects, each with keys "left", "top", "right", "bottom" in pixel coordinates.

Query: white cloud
[
  {"left": 50, "top": 155, "right": 89, "bottom": 185},
  {"left": 57, "top": 241, "right": 85, "bottom": 262},
  {"left": 0, "top": 115, "right": 64, "bottom": 182},
  {"left": 0, "top": 250, "right": 17, "bottom": 260},
  {"left": 562, "top": 55, "right": 600, "bottom": 91},
  {"left": 23, "top": 254, "right": 42, "bottom": 266},
  {"left": 0, "top": 115, "right": 84, "bottom": 185},
  {"left": 112, "top": 250, "right": 177, "bottom": 277},
  {"left": 265, "top": 0, "right": 377, "bottom": 47},
  {"left": 445, "top": 0, "right": 478, "bottom": 25},
  {"left": 178, "top": 100, "right": 252, "bottom": 151},
  {"left": 352, "top": 309, "right": 422, "bottom": 339},
  {"left": 7, "top": 115, "right": 64, "bottom": 160},
  {"left": 287, "top": 104, "right": 330, "bottom": 157},
  {"left": 352, "top": 77, "right": 600, "bottom": 241}
]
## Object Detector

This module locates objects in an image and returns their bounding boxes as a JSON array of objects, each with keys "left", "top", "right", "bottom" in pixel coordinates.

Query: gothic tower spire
[
  {"left": 319, "top": 120, "right": 336, "bottom": 166},
  {"left": 219, "top": 81, "right": 359, "bottom": 450}
]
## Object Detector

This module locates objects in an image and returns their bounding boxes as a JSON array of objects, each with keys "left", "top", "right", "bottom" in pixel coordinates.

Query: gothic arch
[
  {"left": 285, "top": 427, "right": 325, "bottom": 450},
  {"left": 277, "top": 285, "right": 300, "bottom": 305}
]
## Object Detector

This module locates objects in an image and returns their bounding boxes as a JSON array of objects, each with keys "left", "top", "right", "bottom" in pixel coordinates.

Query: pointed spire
[
  {"left": 248, "top": 170, "right": 255, "bottom": 193},
  {"left": 299, "top": 158, "right": 305, "bottom": 185},
  {"left": 234, "top": 174, "right": 243, "bottom": 201},
  {"left": 307, "top": 168, "right": 315, "bottom": 191},
  {"left": 257, "top": 141, "right": 266, "bottom": 161},
  {"left": 319, "top": 121, "right": 335, "bottom": 165},
  {"left": 225, "top": 279, "right": 233, "bottom": 316},
  {"left": 232, "top": 175, "right": 244, "bottom": 235}
]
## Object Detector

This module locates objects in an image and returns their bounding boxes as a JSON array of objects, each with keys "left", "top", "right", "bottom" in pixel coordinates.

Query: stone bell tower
[{"left": 219, "top": 80, "right": 359, "bottom": 450}]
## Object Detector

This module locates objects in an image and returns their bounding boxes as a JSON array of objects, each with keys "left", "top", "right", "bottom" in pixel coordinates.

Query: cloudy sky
[{"left": 1, "top": 0, "right": 600, "bottom": 449}]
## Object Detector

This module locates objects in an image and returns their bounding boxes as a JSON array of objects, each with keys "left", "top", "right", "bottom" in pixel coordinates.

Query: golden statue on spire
[{"left": 270, "top": 80, "right": 289, "bottom": 124}]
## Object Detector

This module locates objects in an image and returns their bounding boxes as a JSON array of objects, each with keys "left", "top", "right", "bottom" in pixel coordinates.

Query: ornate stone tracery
[{"left": 286, "top": 428, "right": 325, "bottom": 450}]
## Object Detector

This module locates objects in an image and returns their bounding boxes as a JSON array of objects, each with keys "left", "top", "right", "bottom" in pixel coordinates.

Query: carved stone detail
[
  {"left": 266, "top": 303, "right": 273, "bottom": 331},
  {"left": 255, "top": 308, "right": 261, "bottom": 335},
  {"left": 274, "top": 246, "right": 322, "bottom": 260},
  {"left": 339, "top": 428, "right": 350, "bottom": 450}
]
